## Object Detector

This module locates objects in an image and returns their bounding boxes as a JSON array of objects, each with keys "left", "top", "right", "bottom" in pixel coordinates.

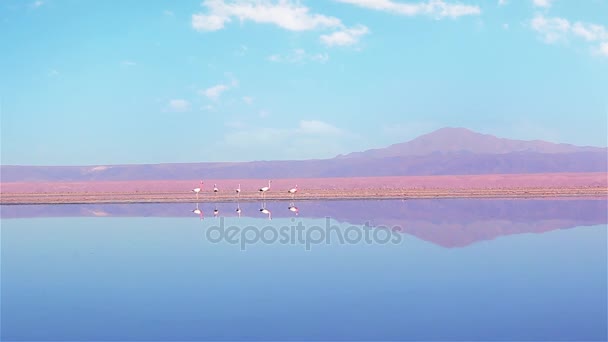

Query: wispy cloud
[
  {"left": 219, "top": 119, "right": 354, "bottom": 160},
  {"left": 235, "top": 44, "right": 248, "bottom": 56},
  {"left": 30, "top": 1, "right": 44, "bottom": 9},
  {"left": 243, "top": 96, "right": 254, "bottom": 105},
  {"left": 168, "top": 99, "right": 191, "bottom": 112},
  {"left": 530, "top": 15, "right": 608, "bottom": 56},
  {"left": 268, "top": 49, "right": 329, "bottom": 64},
  {"left": 320, "top": 25, "right": 370, "bottom": 46},
  {"left": 600, "top": 42, "right": 608, "bottom": 57},
  {"left": 120, "top": 60, "right": 137, "bottom": 67},
  {"left": 532, "top": 0, "right": 552, "bottom": 8},
  {"left": 297, "top": 120, "right": 343, "bottom": 135},
  {"left": 201, "top": 84, "right": 230, "bottom": 99},
  {"left": 47, "top": 69, "right": 59, "bottom": 77},
  {"left": 192, "top": 1, "right": 369, "bottom": 48},
  {"left": 498, "top": 0, "right": 508, "bottom": 5},
  {"left": 199, "top": 73, "right": 239, "bottom": 101},
  {"left": 334, "top": 0, "right": 481, "bottom": 19},
  {"left": 163, "top": 10, "right": 174, "bottom": 16},
  {"left": 192, "top": 0, "right": 343, "bottom": 32},
  {"left": 225, "top": 72, "right": 239, "bottom": 87}
]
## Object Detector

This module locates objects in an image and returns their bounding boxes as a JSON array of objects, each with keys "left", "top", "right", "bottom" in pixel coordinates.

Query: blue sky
[{"left": 1, "top": 0, "right": 607, "bottom": 165}]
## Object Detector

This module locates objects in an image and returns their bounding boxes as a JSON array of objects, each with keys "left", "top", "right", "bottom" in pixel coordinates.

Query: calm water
[{"left": 1, "top": 199, "right": 607, "bottom": 341}]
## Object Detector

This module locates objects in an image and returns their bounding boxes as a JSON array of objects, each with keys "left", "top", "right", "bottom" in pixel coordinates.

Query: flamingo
[
  {"left": 288, "top": 185, "right": 298, "bottom": 198},
  {"left": 288, "top": 205, "right": 299, "bottom": 216},
  {"left": 191, "top": 203, "right": 203, "bottom": 220},
  {"left": 213, "top": 184, "right": 219, "bottom": 194},
  {"left": 260, "top": 207, "right": 272, "bottom": 220},
  {"left": 259, "top": 180, "right": 271, "bottom": 198},
  {"left": 235, "top": 184, "right": 241, "bottom": 197},
  {"left": 192, "top": 180, "right": 203, "bottom": 200}
]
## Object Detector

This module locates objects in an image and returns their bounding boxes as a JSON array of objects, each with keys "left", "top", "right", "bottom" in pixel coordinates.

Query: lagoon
[{"left": 1, "top": 199, "right": 606, "bottom": 341}]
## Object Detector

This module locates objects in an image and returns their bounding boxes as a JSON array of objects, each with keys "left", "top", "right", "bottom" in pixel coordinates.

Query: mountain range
[{"left": 2, "top": 127, "right": 606, "bottom": 182}]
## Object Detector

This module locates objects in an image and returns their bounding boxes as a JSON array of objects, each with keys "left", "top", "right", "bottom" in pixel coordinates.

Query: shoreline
[{"left": 2, "top": 187, "right": 606, "bottom": 205}]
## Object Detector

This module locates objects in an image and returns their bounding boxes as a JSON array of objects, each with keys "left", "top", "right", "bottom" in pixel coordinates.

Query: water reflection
[
  {"left": 288, "top": 201, "right": 299, "bottom": 216},
  {"left": 191, "top": 203, "right": 203, "bottom": 220},
  {"left": 2, "top": 199, "right": 606, "bottom": 248},
  {"left": 259, "top": 200, "right": 272, "bottom": 220},
  {"left": 235, "top": 201, "right": 242, "bottom": 217},
  {"left": 2, "top": 199, "right": 606, "bottom": 341}
]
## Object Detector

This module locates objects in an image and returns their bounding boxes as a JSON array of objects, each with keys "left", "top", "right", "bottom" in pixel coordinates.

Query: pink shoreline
[{"left": 1, "top": 172, "right": 606, "bottom": 194}]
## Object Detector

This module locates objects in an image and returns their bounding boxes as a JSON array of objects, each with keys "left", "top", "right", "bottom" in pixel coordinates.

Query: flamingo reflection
[
  {"left": 260, "top": 200, "right": 272, "bottom": 220},
  {"left": 191, "top": 203, "right": 204, "bottom": 220},
  {"left": 236, "top": 201, "right": 242, "bottom": 217},
  {"left": 288, "top": 201, "right": 299, "bottom": 216}
]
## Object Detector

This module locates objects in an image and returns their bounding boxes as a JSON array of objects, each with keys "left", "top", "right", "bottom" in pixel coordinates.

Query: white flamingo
[
  {"left": 191, "top": 203, "right": 203, "bottom": 220},
  {"left": 288, "top": 185, "right": 298, "bottom": 198},
  {"left": 235, "top": 184, "right": 241, "bottom": 197},
  {"left": 260, "top": 207, "right": 272, "bottom": 220},
  {"left": 259, "top": 180, "right": 271, "bottom": 199},
  {"left": 288, "top": 205, "right": 299, "bottom": 216},
  {"left": 192, "top": 180, "right": 203, "bottom": 200},
  {"left": 213, "top": 184, "right": 219, "bottom": 193}
]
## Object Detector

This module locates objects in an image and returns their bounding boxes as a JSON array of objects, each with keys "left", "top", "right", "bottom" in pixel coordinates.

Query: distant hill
[
  {"left": 1, "top": 128, "right": 606, "bottom": 182},
  {"left": 338, "top": 127, "right": 606, "bottom": 159}
]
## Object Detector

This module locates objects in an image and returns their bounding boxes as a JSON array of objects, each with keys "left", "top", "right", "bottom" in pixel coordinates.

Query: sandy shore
[
  {"left": 1, "top": 173, "right": 606, "bottom": 205},
  {"left": 1, "top": 187, "right": 606, "bottom": 205}
]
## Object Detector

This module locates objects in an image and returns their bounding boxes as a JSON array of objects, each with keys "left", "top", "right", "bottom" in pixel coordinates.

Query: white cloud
[
  {"left": 192, "top": 0, "right": 342, "bottom": 32},
  {"left": 532, "top": 0, "right": 552, "bottom": 8},
  {"left": 268, "top": 49, "right": 329, "bottom": 64},
  {"left": 530, "top": 15, "right": 608, "bottom": 57},
  {"left": 498, "top": 0, "right": 508, "bottom": 5},
  {"left": 530, "top": 15, "right": 570, "bottom": 43},
  {"left": 600, "top": 42, "right": 608, "bottom": 56},
  {"left": 47, "top": 69, "right": 59, "bottom": 77},
  {"left": 192, "top": 13, "right": 230, "bottom": 31},
  {"left": 503, "top": 23, "right": 509, "bottom": 30},
  {"left": 30, "top": 1, "right": 44, "bottom": 9},
  {"left": 259, "top": 109, "right": 270, "bottom": 118},
  {"left": 163, "top": 10, "right": 174, "bottom": 16},
  {"left": 168, "top": 99, "right": 191, "bottom": 112},
  {"left": 225, "top": 72, "right": 239, "bottom": 87},
  {"left": 321, "top": 25, "right": 370, "bottom": 46},
  {"left": 334, "top": 0, "right": 481, "bottom": 19},
  {"left": 297, "top": 120, "right": 343, "bottom": 135},
  {"left": 218, "top": 119, "right": 354, "bottom": 160},
  {"left": 121, "top": 60, "right": 137, "bottom": 67},
  {"left": 201, "top": 84, "right": 229, "bottom": 99},
  {"left": 243, "top": 96, "right": 254, "bottom": 105},
  {"left": 571, "top": 22, "right": 608, "bottom": 42}
]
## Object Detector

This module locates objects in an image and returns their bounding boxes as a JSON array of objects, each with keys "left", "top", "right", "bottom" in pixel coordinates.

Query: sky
[{"left": 1, "top": 0, "right": 607, "bottom": 166}]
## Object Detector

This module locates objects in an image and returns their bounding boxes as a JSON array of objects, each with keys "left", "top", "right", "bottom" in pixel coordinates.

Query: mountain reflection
[{"left": 2, "top": 199, "right": 606, "bottom": 248}]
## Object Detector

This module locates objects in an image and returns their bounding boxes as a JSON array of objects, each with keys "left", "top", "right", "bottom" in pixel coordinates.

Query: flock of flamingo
[{"left": 191, "top": 180, "right": 299, "bottom": 220}]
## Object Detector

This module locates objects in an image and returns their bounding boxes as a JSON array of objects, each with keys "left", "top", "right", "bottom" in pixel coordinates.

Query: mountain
[
  {"left": 338, "top": 127, "right": 606, "bottom": 159},
  {"left": 1, "top": 128, "right": 606, "bottom": 182}
]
